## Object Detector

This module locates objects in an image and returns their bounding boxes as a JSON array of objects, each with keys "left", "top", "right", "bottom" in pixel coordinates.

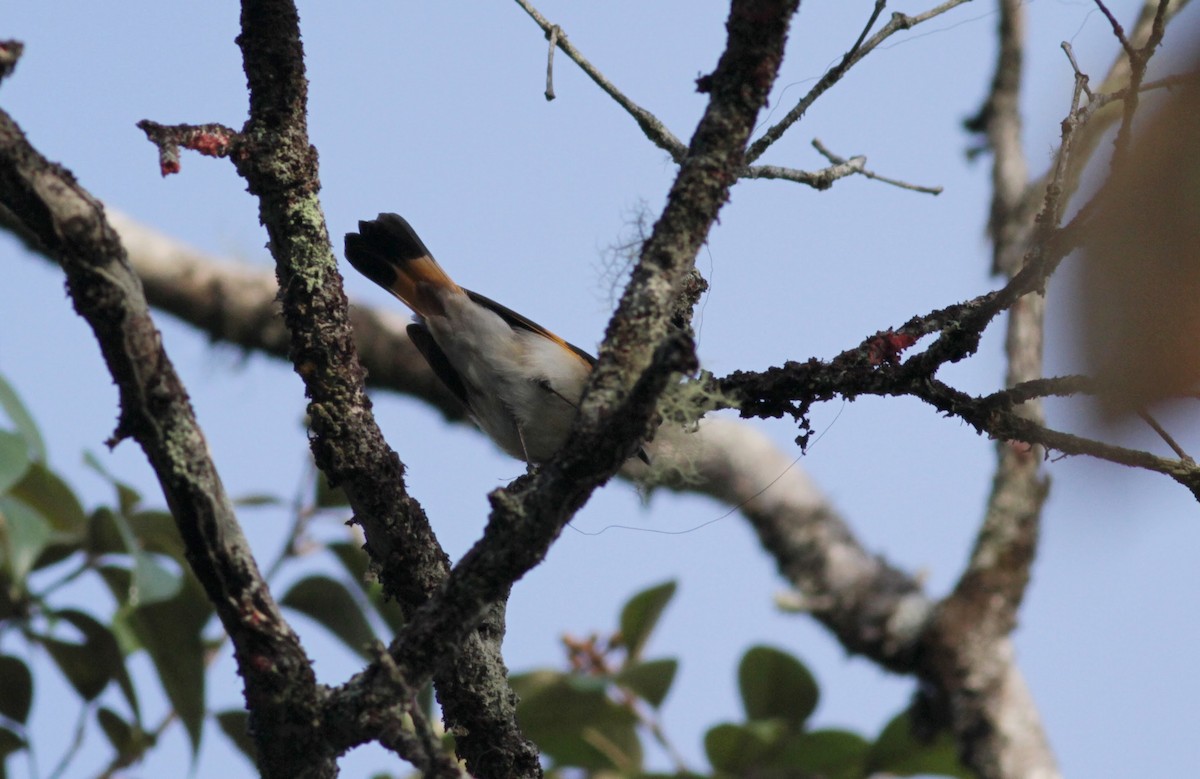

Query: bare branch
[
  {"left": 1110, "top": 0, "right": 1173, "bottom": 166},
  {"left": 1093, "top": 0, "right": 1139, "bottom": 59},
  {"left": 1060, "top": 42, "right": 1095, "bottom": 101},
  {"left": 0, "top": 106, "right": 327, "bottom": 776},
  {"left": 544, "top": 25, "right": 559, "bottom": 101},
  {"left": 740, "top": 157, "right": 866, "bottom": 188},
  {"left": 102, "top": 210, "right": 465, "bottom": 420},
  {"left": 745, "top": 0, "right": 976, "bottom": 164},
  {"left": 965, "top": 0, "right": 1028, "bottom": 274},
  {"left": 513, "top": 0, "right": 688, "bottom": 162},
  {"left": 1138, "top": 411, "right": 1195, "bottom": 463},
  {"left": 1024, "top": 0, "right": 1191, "bottom": 216},
  {"left": 0, "top": 40, "right": 23, "bottom": 85},
  {"left": 811, "top": 138, "right": 944, "bottom": 194},
  {"left": 137, "top": 120, "right": 240, "bottom": 176},
  {"left": 131, "top": 1, "right": 541, "bottom": 775}
]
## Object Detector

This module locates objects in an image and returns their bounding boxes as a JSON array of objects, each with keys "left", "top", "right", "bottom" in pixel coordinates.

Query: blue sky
[{"left": 3, "top": 2, "right": 1199, "bottom": 777}]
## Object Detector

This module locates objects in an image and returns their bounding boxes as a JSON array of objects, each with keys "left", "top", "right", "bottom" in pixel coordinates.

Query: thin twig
[
  {"left": 811, "top": 138, "right": 943, "bottom": 194},
  {"left": 0, "top": 40, "right": 23, "bottom": 85},
  {"left": 1061, "top": 42, "right": 1094, "bottom": 101},
  {"left": 513, "top": 0, "right": 687, "bottom": 162},
  {"left": 1021, "top": 0, "right": 1191, "bottom": 221},
  {"left": 1111, "top": 0, "right": 1174, "bottom": 167},
  {"left": 1093, "top": 0, "right": 1137, "bottom": 58},
  {"left": 1138, "top": 410, "right": 1194, "bottom": 463},
  {"left": 740, "top": 157, "right": 866, "bottom": 188},
  {"left": 544, "top": 25, "right": 559, "bottom": 101},
  {"left": 745, "top": 0, "right": 975, "bottom": 164}
]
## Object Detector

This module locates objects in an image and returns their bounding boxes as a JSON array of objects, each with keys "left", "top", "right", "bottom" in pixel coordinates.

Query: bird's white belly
[{"left": 427, "top": 297, "right": 590, "bottom": 462}]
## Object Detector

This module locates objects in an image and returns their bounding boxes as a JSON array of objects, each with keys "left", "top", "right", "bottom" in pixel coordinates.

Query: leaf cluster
[{"left": 508, "top": 581, "right": 972, "bottom": 779}]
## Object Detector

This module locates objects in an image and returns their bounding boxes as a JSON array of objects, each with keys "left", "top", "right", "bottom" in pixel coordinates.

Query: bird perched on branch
[{"left": 344, "top": 213, "right": 648, "bottom": 465}]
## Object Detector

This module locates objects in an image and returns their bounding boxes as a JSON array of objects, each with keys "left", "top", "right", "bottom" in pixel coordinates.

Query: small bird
[{"left": 345, "top": 213, "right": 646, "bottom": 465}]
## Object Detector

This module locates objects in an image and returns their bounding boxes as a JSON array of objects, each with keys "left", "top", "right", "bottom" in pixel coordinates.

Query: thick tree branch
[
  {"left": 0, "top": 101, "right": 330, "bottom": 776},
  {"left": 921, "top": 3, "right": 1061, "bottom": 774},
  {"left": 964, "top": 0, "right": 1028, "bottom": 275},
  {"left": 133, "top": 1, "right": 542, "bottom": 775}
]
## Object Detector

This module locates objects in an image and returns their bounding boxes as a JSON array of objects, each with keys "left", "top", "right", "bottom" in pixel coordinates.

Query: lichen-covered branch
[
  {"left": 920, "top": 2, "right": 1061, "bottom": 773},
  {"left": 134, "top": 1, "right": 542, "bottom": 775},
  {"left": 0, "top": 97, "right": 330, "bottom": 778}
]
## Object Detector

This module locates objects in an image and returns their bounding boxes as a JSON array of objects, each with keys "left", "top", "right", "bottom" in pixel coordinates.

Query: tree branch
[
  {"left": 811, "top": 138, "right": 944, "bottom": 194},
  {"left": 1024, "top": 0, "right": 1191, "bottom": 220},
  {"left": 513, "top": 0, "right": 688, "bottom": 162},
  {"left": 0, "top": 97, "right": 330, "bottom": 777},
  {"left": 922, "top": 2, "right": 1061, "bottom": 774},
  {"left": 745, "top": 0, "right": 976, "bottom": 164},
  {"left": 134, "top": 1, "right": 542, "bottom": 775}
]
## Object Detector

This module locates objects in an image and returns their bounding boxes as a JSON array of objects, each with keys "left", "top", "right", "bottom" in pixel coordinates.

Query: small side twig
[
  {"left": 136, "top": 120, "right": 241, "bottom": 176},
  {"left": 811, "top": 138, "right": 944, "bottom": 194},
  {"left": 1138, "top": 409, "right": 1194, "bottom": 463},
  {"left": 740, "top": 157, "right": 866, "bottom": 189},
  {"left": 0, "top": 40, "right": 23, "bottom": 85},
  {"left": 1110, "top": 0, "right": 1173, "bottom": 167},
  {"left": 1093, "top": 0, "right": 1137, "bottom": 59},
  {"left": 514, "top": 0, "right": 687, "bottom": 162},
  {"left": 1061, "top": 43, "right": 1095, "bottom": 101},
  {"left": 745, "top": 0, "right": 974, "bottom": 164},
  {"left": 544, "top": 25, "right": 559, "bottom": 101}
]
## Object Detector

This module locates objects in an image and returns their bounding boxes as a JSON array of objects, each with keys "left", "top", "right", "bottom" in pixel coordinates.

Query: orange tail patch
[{"left": 344, "top": 213, "right": 462, "bottom": 317}]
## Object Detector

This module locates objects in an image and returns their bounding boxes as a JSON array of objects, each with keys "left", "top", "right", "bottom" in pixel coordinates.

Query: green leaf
[
  {"left": 329, "top": 542, "right": 369, "bottom": 583},
  {"left": 738, "top": 645, "right": 819, "bottom": 727},
  {"left": 122, "top": 575, "right": 210, "bottom": 753},
  {"left": 131, "top": 552, "right": 183, "bottom": 606},
  {"left": 127, "top": 511, "right": 186, "bottom": 562},
  {"left": 83, "top": 451, "right": 141, "bottom": 515},
  {"left": 36, "top": 609, "right": 123, "bottom": 701},
  {"left": 0, "top": 375, "right": 45, "bottom": 463},
  {"left": 0, "top": 431, "right": 30, "bottom": 496},
  {"left": 512, "top": 670, "right": 641, "bottom": 771},
  {"left": 9, "top": 462, "right": 86, "bottom": 535},
  {"left": 88, "top": 508, "right": 183, "bottom": 607},
  {"left": 0, "top": 656, "right": 33, "bottom": 723},
  {"left": 618, "top": 580, "right": 677, "bottom": 661},
  {"left": 329, "top": 542, "right": 406, "bottom": 634},
  {"left": 0, "top": 496, "right": 51, "bottom": 585},
  {"left": 703, "top": 721, "right": 783, "bottom": 773},
  {"left": 776, "top": 729, "right": 871, "bottom": 779},
  {"left": 282, "top": 575, "right": 377, "bottom": 659},
  {"left": 232, "top": 493, "right": 282, "bottom": 507},
  {"left": 616, "top": 658, "right": 678, "bottom": 709},
  {"left": 867, "top": 711, "right": 972, "bottom": 778},
  {"left": 97, "top": 700, "right": 148, "bottom": 763},
  {"left": 112, "top": 651, "right": 142, "bottom": 726},
  {"left": 86, "top": 507, "right": 125, "bottom": 556},
  {"left": 216, "top": 709, "right": 256, "bottom": 763}
]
